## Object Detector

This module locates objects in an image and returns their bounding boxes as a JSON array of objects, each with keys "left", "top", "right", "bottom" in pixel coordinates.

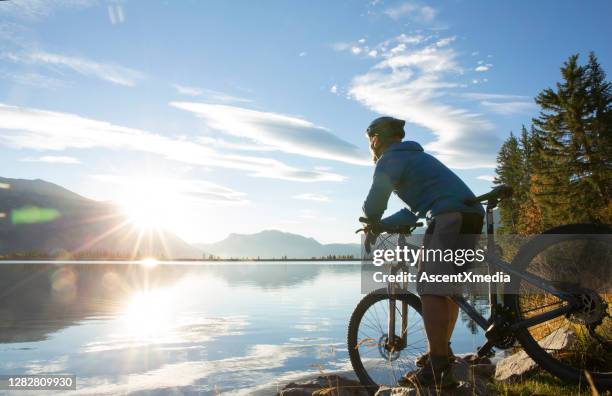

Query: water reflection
[
  {"left": 0, "top": 263, "right": 185, "bottom": 343},
  {"left": 0, "top": 262, "right": 484, "bottom": 394}
]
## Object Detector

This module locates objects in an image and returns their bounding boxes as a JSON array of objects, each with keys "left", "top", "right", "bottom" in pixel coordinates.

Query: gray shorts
[{"left": 416, "top": 211, "right": 483, "bottom": 296}]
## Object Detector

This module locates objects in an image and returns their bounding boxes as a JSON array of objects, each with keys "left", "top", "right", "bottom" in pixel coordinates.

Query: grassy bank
[{"left": 496, "top": 371, "right": 611, "bottom": 395}]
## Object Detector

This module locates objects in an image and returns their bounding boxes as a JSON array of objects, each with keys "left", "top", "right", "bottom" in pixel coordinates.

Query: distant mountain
[
  {"left": 194, "top": 230, "right": 361, "bottom": 259},
  {"left": 0, "top": 177, "right": 202, "bottom": 259}
]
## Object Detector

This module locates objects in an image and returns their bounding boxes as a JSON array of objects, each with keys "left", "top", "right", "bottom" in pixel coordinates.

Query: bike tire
[
  {"left": 504, "top": 223, "right": 612, "bottom": 388},
  {"left": 347, "top": 288, "right": 424, "bottom": 393}
]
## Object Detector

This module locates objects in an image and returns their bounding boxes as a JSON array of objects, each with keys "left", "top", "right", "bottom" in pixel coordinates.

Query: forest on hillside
[{"left": 494, "top": 53, "right": 611, "bottom": 234}]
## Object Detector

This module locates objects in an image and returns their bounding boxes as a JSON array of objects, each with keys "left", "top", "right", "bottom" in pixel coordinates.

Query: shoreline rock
[
  {"left": 277, "top": 355, "right": 496, "bottom": 396},
  {"left": 494, "top": 328, "right": 575, "bottom": 383},
  {"left": 277, "top": 375, "right": 369, "bottom": 396},
  {"left": 277, "top": 333, "right": 577, "bottom": 396},
  {"left": 375, "top": 355, "right": 496, "bottom": 396}
]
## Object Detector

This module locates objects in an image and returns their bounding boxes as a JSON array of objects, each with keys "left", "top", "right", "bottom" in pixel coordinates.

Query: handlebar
[{"left": 356, "top": 216, "right": 423, "bottom": 234}]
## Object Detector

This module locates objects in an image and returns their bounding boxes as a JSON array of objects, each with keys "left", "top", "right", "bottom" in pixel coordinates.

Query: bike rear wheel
[
  {"left": 347, "top": 289, "right": 426, "bottom": 392},
  {"left": 504, "top": 223, "right": 612, "bottom": 387}
]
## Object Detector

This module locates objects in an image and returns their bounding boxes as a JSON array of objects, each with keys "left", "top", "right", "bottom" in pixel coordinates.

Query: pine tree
[
  {"left": 585, "top": 53, "right": 612, "bottom": 223},
  {"left": 531, "top": 53, "right": 612, "bottom": 227},
  {"left": 516, "top": 126, "right": 545, "bottom": 234},
  {"left": 494, "top": 132, "right": 524, "bottom": 233}
]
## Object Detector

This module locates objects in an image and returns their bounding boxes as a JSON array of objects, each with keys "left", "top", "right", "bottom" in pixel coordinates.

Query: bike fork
[
  {"left": 387, "top": 297, "right": 409, "bottom": 350},
  {"left": 388, "top": 298, "right": 396, "bottom": 343}
]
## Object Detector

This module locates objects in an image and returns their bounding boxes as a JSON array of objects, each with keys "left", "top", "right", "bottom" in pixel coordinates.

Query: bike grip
[{"left": 359, "top": 217, "right": 372, "bottom": 224}]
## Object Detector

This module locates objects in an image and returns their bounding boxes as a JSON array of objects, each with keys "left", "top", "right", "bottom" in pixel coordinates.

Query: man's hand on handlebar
[
  {"left": 357, "top": 216, "right": 424, "bottom": 254},
  {"left": 356, "top": 217, "right": 381, "bottom": 254},
  {"left": 357, "top": 216, "right": 423, "bottom": 235}
]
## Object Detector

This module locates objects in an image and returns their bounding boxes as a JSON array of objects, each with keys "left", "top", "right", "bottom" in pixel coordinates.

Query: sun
[{"left": 118, "top": 179, "right": 176, "bottom": 231}]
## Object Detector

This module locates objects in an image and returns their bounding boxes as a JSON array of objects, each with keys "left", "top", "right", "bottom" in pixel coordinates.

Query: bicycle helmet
[{"left": 365, "top": 116, "right": 405, "bottom": 139}]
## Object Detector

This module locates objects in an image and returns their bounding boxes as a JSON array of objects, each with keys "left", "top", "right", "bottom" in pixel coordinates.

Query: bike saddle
[{"left": 465, "top": 184, "right": 513, "bottom": 205}]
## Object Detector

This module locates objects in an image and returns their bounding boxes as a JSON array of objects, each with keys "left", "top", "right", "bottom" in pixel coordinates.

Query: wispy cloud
[
  {"left": 170, "top": 102, "right": 370, "bottom": 166},
  {"left": 475, "top": 64, "right": 492, "bottom": 72},
  {"left": 0, "top": 70, "right": 65, "bottom": 88},
  {"left": 107, "top": 3, "right": 125, "bottom": 25},
  {"left": 435, "top": 36, "right": 456, "bottom": 47},
  {"left": 348, "top": 34, "right": 500, "bottom": 169},
  {"left": 456, "top": 92, "right": 535, "bottom": 115},
  {"left": 384, "top": 2, "right": 437, "bottom": 23},
  {"left": 172, "top": 84, "right": 252, "bottom": 104},
  {"left": 198, "top": 136, "right": 278, "bottom": 152},
  {"left": 5, "top": 51, "right": 144, "bottom": 87},
  {"left": 333, "top": 33, "right": 427, "bottom": 60},
  {"left": 458, "top": 93, "right": 529, "bottom": 101},
  {"left": 293, "top": 193, "right": 330, "bottom": 202},
  {"left": 0, "top": 0, "right": 96, "bottom": 20},
  {"left": 93, "top": 175, "right": 249, "bottom": 205},
  {"left": 20, "top": 155, "right": 80, "bottom": 164},
  {"left": 331, "top": 42, "right": 352, "bottom": 51},
  {"left": 477, "top": 175, "right": 495, "bottom": 182},
  {"left": 0, "top": 21, "right": 32, "bottom": 49},
  {"left": 480, "top": 100, "right": 535, "bottom": 115},
  {"left": 0, "top": 103, "right": 344, "bottom": 182},
  {"left": 173, "top": 84, "right": 203, "bottom": 96}
]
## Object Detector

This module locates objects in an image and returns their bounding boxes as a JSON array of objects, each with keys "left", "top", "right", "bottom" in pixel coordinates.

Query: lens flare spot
[{"left": 140, "top": 258, "right": 159, "bottom": 267}]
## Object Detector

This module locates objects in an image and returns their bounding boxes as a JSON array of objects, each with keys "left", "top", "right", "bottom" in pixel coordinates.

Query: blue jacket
[{"left": 363, "top": 141, "right": 484, "bottom": 227}]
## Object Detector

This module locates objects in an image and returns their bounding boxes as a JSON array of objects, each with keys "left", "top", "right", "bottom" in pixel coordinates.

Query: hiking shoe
[
  {"left": 399, "top": 355, "right": 458, "bottom": 389},
  {"left": 415, "top": 342, "right": 455, "bottom": 367}
]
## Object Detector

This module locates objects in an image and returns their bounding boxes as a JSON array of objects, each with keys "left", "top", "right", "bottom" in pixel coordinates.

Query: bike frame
[{"left": 385, "top": 197, "right": 581, "bottom": 355}]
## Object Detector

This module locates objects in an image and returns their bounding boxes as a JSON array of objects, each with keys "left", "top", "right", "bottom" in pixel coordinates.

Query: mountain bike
[{"left": 348, "top": 185, "right": 612, "bottom": 392}]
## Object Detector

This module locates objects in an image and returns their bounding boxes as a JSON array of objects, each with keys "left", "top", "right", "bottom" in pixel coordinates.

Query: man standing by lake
[{"left": 361, "top": 116, "right": 484, "bottom": 388}]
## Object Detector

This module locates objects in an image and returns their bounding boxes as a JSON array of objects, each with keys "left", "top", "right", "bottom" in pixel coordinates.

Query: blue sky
[{"left": 1, "top": 0, "right": 610, "bottom": 244}]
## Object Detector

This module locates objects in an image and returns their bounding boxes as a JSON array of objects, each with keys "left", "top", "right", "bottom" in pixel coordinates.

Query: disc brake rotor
[{"left": 378, "top": 334, "right": 402, "bottom": 361}]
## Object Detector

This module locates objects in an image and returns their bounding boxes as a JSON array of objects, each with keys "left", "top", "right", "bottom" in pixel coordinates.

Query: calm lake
[{"left": 0, "top": 262, "right": 487, "bottom": 395}]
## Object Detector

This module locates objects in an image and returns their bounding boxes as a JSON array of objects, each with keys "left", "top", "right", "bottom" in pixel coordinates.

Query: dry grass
[{"left": 496, "top": 370, "right": 612, "bottom": 396}]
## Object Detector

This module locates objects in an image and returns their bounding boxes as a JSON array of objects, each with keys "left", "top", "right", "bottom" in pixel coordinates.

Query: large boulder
[{"left": 495, "top": 327, "right": 576, "bottom": 383}]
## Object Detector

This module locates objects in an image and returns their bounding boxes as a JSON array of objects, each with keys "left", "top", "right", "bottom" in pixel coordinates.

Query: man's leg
[
  {"left": 421, "top": 294, "right": 450, "bottom": 356},
  {"left": 444, "top": 216, "right": 482, "bottom": 344},
  {"left": 403, "top": 212, "right": 463, "bottom": 387},
  {"left": 418, "top": 212, "right": 463, "bottom": 355}
]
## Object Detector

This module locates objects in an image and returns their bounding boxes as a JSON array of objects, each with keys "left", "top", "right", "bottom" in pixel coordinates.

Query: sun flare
[
  {"left": 118, "top": 179, "right": 176, "bottom": 231},
  {"left": 140, "top": 258, "right": 159, "bottom": 267}
]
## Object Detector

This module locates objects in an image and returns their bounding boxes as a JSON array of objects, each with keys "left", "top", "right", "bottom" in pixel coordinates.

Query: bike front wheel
[{"left": 347, "top": 289, "right": 426, "bottom": 392}]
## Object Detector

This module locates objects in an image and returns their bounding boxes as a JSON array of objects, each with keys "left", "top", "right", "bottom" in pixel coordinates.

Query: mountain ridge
[
  {"left": 194, "top": 229, "right": 361, "bottom": 259},
  {"left": 0, "top": 176, "right": 202, "bottom": 259},
  {"left": 0, "top": 177, "right": 361, "bottom": 260}
]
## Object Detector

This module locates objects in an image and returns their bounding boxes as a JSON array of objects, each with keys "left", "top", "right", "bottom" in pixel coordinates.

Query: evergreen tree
[
  {"left": 494, "top": 132, "right": 524, "bottom": 233},
  {"left": 517, "top": 126, "right": 546, "bottom": 234},
  {"left": 532, "top": 53, "right": 612, "bottom": 227}
]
